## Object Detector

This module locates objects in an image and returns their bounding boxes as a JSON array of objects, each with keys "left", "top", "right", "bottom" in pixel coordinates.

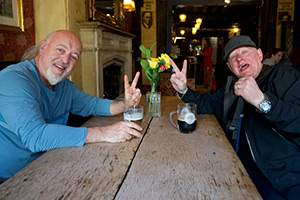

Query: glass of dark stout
[{"left": 169, "top": 103, "right": 197, "bottom": 133}]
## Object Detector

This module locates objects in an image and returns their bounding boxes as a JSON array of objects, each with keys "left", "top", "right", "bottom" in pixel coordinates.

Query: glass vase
[{"left": 146, "top": 91, "right": 161, "bottom": 117}]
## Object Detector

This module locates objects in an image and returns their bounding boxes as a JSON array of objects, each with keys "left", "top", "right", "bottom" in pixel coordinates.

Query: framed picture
[{"left": 0, "top": 0, "right": 24, "bottom": 33}]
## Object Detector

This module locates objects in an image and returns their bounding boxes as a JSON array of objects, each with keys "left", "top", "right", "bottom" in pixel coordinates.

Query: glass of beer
[
  {"left": 169, "top": 103, "right": 197, "bottom": 133},
  {"left": 123, "top": 105, "right": 144, "bottom": 126}
]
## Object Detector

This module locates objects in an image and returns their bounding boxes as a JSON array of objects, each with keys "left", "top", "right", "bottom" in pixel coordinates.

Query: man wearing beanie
[{"left": 170, "top": 35, "right": 300, "bottom": 200}]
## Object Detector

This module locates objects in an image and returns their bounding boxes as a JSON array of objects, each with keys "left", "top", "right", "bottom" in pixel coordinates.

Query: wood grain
[
  {"left": 115, "top": 96, "right": 262, "bottom": 199},
  {"left": 0, "top": 96, "right": 262, "bottom": 200},
  {"left": 0, "top": 97, "right": 151, "bottom": 200}
]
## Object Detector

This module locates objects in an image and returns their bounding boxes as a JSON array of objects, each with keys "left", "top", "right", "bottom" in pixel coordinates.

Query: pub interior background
[{"left": 0, "top": 0, "right": 299, "bottom": 125}]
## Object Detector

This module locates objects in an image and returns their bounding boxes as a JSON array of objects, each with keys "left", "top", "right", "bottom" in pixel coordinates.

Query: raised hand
[
  {"left": 124, "top": 72, "right": 142, "bottom": 107},
  {"left": 234, "top": 76, "right": 265, "bottom": 109},
  {"left": 170, "top": 59, "right": 188, "bottom": 94}
]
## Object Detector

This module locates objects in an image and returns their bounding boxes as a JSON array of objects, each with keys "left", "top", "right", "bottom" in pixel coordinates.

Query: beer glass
[
  {"left": 169, "top": 103, "right": 197, "bottom": 133},
  {"left": 123, "top": 105, "right": 144, "bottom": 126}
]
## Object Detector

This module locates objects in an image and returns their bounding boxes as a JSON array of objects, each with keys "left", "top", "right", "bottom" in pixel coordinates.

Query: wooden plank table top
[
  {"left": 0, "top": 95, "right": 262, "bottom": 200},
  {"left": 115, "top": 96, "right": 261, "bottom": 199},
  {"left": 0, "top": 95, "right": 151, "bottom": 200}
]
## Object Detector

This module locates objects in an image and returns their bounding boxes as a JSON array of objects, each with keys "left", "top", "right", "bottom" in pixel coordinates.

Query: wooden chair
[
  {"left": 186, "top": 56, "right": 197, "bottom": 79},
  {"left": 0, "top": 61, "right": 19, "bottom": 71}
]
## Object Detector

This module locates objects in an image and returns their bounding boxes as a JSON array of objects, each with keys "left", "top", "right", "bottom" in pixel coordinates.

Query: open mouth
[
  {"left": 239, "top": 64, "right": 248, "bottom": 71},
  {"left": 54, "top": 63, "right": 65, "bottom": 71}
]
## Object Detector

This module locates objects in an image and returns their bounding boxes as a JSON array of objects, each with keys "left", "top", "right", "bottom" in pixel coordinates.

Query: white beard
[
  {"left": 41, "top": 61, "right": 68, "bottom": 86},
  {"left": 44, "top": 67, "right": 65, "bottom": 85}
]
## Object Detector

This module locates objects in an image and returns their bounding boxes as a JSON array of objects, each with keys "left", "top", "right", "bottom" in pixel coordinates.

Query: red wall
[{"left": 0, "top": 0, "right": 35, "bottom": 61}]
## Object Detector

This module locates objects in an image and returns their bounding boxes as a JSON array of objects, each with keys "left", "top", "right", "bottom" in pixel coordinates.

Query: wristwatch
[{"left": 259, "top": 93, "right": 271, "bottom": 113}]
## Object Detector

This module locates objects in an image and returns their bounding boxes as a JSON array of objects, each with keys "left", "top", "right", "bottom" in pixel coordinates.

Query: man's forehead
[{"left": 48, "top": 32, "right": 82, "bottom": 53}]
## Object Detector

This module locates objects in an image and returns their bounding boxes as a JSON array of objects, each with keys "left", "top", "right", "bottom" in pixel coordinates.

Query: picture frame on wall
[{"left": 0, "top": 0, "right": 24, "bottom": 33}]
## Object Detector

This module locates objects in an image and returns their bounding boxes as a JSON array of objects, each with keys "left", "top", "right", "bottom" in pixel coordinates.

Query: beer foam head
[{"left": 124, "top": 112, "right": 143, "bottom": 121}]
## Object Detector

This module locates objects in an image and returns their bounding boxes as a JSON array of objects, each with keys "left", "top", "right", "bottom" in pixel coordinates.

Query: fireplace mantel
[{"left": 77, "top": 21, "right": 135, "bottom": 98}]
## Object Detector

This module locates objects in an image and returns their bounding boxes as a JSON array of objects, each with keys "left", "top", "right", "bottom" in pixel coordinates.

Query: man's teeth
[
  {"left": 240, "top": 64, "right": 247, "bottom": 69},
  {"left": 55, "top": 64, "right": 65, "bottom": 70}
]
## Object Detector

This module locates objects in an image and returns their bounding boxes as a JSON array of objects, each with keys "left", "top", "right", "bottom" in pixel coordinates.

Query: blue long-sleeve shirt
[{"left": 0, "top": 60, "right": 114, "bottom": 178}]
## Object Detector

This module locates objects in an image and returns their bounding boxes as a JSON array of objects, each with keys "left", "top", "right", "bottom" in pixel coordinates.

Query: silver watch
[{"left": 259, "top": 94, "right": 271, "bottom": 113}]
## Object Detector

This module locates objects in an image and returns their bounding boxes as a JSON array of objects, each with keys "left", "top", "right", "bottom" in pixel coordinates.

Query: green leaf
[
  {"left": 146, "top": 49, "right": 151, "bottom": 60},
  {"left": 139, "top": 45, "right": 147, "bottom": 55},
  {"left": 150, "top": 42, "right": 156, "bottom": 52},
  {"left": 146, "top": 69, "right": 153, "bottom": 81},
  {"left": 140, "top": 59, "right": 149, "bottom": 70},
  {"left": 148, "top": 43, "right": 157, "bottom": 59}
]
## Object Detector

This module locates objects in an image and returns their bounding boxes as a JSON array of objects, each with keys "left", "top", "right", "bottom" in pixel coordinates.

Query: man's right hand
[
  {"left": 85, "top": 122, "right": 143, "bottom": 143},
  {"left": 170, "top": 59, "right": 188, "bottom": 94}
]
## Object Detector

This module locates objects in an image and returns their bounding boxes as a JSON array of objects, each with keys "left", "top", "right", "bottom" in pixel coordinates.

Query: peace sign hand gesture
[
  {"left": 170, "top": 59, "right": 188, "bottom": 94},
  {"left": 124, "top": 72, "right": 142, "bottom": 107}
]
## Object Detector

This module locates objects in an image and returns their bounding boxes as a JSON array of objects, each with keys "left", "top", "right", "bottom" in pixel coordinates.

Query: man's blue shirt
[{"left": 0, "top": 60, "right": 113, "bottom": 178}]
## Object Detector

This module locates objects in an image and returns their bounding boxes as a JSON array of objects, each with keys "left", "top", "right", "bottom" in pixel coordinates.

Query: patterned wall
[{"left": 0, "top": 0, "right": 35, "bottom": 61}]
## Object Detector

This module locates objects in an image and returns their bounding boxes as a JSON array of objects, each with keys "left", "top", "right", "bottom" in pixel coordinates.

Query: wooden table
[{"left": 0, "top": 96, "right": 262, "bottom": 200}]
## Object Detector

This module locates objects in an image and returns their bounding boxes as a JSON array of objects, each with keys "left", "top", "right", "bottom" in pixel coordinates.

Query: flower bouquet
[
  {"left": 189, "top": 39, "right": 201, "bottom": 55},
  {"left": 138, "top": 43, "right": 171, "bottom": 116}
]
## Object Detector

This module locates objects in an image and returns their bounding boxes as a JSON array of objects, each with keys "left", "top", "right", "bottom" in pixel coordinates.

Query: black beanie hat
[{"left": 224, "top": 35, "right": 257, "bottom": 61}]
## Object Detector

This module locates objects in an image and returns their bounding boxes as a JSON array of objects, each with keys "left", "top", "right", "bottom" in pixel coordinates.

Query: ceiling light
[
  {"left": 195, "top": 23, "right": 200, "bottom": 30},
  {"left": 179, "top": 14, "right": 187, "bottom": 22},
  {"left": 225, "top": 0, "right": 230, "bottom": 4},
  {"left": 192, "top": 27, "right": 197, "bottom": 35},
  {"left": 124, "top": 0, "right": 135, "bottom": 12},
  {"left": 180, "top": 30, "right": 185, "bottom": 35},
  {"left": 196, "top": 18, "right": 203, "bottom": 25}
]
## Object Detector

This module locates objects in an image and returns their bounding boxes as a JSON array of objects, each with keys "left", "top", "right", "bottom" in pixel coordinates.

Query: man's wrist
[
  {"left": 180, "top": 87, "right": 188, "bottom": 95},
  {"left": 86, "top": 127, "right": 104, "bottom": 143},
  {"left": 257, "top": 93, "right": 271, "bottom": 114},
  {"left": 110, "top": 100, "right": 125, "bottom": 115},
  {"left": 177, "top": 87, "right": 188, "bottom": 99}
]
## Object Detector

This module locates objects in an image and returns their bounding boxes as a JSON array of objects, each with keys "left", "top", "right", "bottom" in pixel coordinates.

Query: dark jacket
[{"left": 181, "top": 60, "right": 300, "bottom": 199}]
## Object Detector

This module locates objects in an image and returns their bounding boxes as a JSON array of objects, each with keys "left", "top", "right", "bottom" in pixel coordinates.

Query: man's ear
[
  {"left": 257, "top": 48, "right": 263, "bottom": 61},
  {"left": 39, "top": 40, "right": 47, "bottom": 53}
]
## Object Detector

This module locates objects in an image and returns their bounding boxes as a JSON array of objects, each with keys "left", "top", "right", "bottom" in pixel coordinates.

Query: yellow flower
[
  {"left": 148, "top": 58, "right": 160, "bottom": 69},
  {"left": 159, "top": 53, "right": 171, "bottom": 69}
]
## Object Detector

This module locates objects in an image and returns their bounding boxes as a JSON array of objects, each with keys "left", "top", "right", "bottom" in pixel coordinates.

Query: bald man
[{"left": 0, "top": 30, "right": 142, "bottom": 182}]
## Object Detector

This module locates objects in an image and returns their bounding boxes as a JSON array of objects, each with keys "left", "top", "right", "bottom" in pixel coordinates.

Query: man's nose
[
  {"left": 236, "top": 54, "right": 243, "bottom": 61},
  {"left": 61, "top": 53, "right": 70, "bottom": 64}
]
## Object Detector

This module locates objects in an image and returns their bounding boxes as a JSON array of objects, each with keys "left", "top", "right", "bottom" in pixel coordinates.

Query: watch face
[{"left": 260, "top": 101, "right": 271, "bottom": 113}]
